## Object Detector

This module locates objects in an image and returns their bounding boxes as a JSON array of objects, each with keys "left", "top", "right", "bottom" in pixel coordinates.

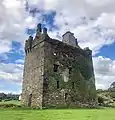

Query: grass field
[
  {"left": 0, "top": 101, "right": 115, "bottom": 120},
  {"left": 0, "top": 108, "right": 115, "bottom": 120},
  {"left": 0, "top": 100, "right": 20, "bottom": 105}
]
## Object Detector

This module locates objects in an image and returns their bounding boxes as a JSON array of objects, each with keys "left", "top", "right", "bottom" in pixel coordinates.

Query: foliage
[
  {"left": 0, "top": 93, "right": 19, "bottom": 101},
  {"left": 109, "top": 92, "right": 115, "bottom": 98},
  {"left": 110, "top": 81, "right": 115, "bottom": 88},
  {"left": 0, "top": 100, "right": 21, "bottom": 106},
  {"left": 108, "top": 87, "right": 115, "bottom": 92},
  {"left": 98, "top": 96, "right": 104, "bottom": 104},
  {"left": 0, "top": 104, "right": 21, "bottom": 108},
  {"left": 97, "top": 89, "right": 104, "bottom": 93},
  {"left": 108, "top": 81, "right": 115, "bottom": 92},
  {"left": 77, "top": 57, "right": 92, "bottom": 80},
  {"left": 0, "top": 93, "right": 7, "bottom": 100},
  {"left": 97, "top": 90, "right": 115, "bottom": 107}
]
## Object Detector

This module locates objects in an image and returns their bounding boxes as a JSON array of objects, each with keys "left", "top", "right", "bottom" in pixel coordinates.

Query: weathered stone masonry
[{"left": 21, "top": 23, "right": 96, "bottom": 108}]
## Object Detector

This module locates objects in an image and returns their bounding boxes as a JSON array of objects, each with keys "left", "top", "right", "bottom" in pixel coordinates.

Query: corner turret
[
  {"left": 84, "top": 47, "right": 92, "bottom": 57},
  {"left": 25, "top": 36, "right": 33, "bottom": 55}
]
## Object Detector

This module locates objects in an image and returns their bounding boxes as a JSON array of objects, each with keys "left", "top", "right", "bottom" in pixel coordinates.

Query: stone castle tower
[{"left": 21, "top": 23, "right": 96, "bottom": 108}]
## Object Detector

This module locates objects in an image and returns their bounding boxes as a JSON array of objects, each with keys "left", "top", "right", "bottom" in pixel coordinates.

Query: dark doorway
[{"left": 28, "top": 94, "right": 32, "bottom": 107}]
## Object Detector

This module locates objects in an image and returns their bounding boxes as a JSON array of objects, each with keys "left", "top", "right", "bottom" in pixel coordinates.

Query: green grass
[
  {"left": 0, "top": 100, "right": 20, "bottom": 105},
  {"left": 0, "top": 108, "right": 115, "bottom": 120}
]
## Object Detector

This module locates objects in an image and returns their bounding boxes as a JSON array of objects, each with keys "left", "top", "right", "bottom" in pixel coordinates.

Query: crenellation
[
  {"left": 37, "top": 23, "right": 42, "bottom": 33},
  {"left": 43, "top": 27, "right": 47, "bottom": 34}
]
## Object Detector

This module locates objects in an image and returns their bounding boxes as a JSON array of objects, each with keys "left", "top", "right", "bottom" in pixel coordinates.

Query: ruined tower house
[{"left": 21, "top": 23, "right": 96, "bottom": 108}]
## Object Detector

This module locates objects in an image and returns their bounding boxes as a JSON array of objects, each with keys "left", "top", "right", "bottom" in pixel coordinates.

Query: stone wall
[
  {"left": 42, "top": 38, "right": 96, "bottom": 108},
  {"left": 22, "top": 39, "right": 45, "bottom": 108}
]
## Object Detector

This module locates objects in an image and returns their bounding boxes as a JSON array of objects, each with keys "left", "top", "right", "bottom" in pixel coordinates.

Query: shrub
[
  {"left": 110, "top": 92, "right": 115, "bottom": 98},
  {"left": 98, "top": 96, "right": 104, "bottom": 104},
  {"left": 0, "top": 104, "right": 21, "bottom": 108},
  {"left": 4, "top": 99, "right": 12, "bottom": 102}
]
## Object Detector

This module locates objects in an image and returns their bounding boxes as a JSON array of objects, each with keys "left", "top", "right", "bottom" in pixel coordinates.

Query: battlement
[
  {"left": 25, "top": 23, "right": 50, "bottom": 55},
  {"left": 24, "top": 23, "right": 92, "bottom": 57}
]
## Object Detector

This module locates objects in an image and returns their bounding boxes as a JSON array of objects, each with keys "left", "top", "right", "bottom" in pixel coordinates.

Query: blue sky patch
[
  {"left": 4, "top": 41, "right": 24, "bottom": 64},
  {"left": 96, "top": 42, "right": 115, "bottom": 60},
  {"left": 0, "top": 80, "right": 21, "bottom": 93}
]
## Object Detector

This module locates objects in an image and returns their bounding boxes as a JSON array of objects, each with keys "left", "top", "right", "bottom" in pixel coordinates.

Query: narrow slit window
[
  {"left": 69, "top": 67, "right": 72, "bottom": 74},
  {"left": 57, "top": 81, "right": 59, "bottom": 89},
  {"left": 65, "top": 93, "right": 68, "bottom": 100},
  {"left": 72, "top": 82, "right": 74, "bottom": 89},
  {"left": 53, "top": 64, "right": 59, "bottom": 72}
]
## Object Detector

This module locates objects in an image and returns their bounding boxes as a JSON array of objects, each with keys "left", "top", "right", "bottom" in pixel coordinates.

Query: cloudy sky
[{"left": 0, "top": 0, "right": 115, "bottom": 94}]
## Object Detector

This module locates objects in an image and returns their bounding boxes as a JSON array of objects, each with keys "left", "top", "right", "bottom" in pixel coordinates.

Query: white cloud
[
  {"left": 0, "top": 0, "right": 43, "bottom": 54},
  {"left": 26, "top": 0, "right": 115, "bottom": 17},
  {"left": 94, "top": 13, "right": 115, "bottom": 29},
  {"left": 85, "top": 0, "right": 114, "bottom": 7},
  {"left": 0, "top": 90, "right": 21, "bottom": 94},
  {"left": 0, "top": 62, "right": 23, "bottom": 84},
  {"left": 93, "top": 56, "right": 115, "bottom": 90},
  {"left": 15, "top": 59, "right": 24, "bottom": 64}
]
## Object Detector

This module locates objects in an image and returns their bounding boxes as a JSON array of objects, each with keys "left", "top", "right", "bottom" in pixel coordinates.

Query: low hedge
[{"left": 0, "top": 104, "right": 21, "bottom": 108}]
